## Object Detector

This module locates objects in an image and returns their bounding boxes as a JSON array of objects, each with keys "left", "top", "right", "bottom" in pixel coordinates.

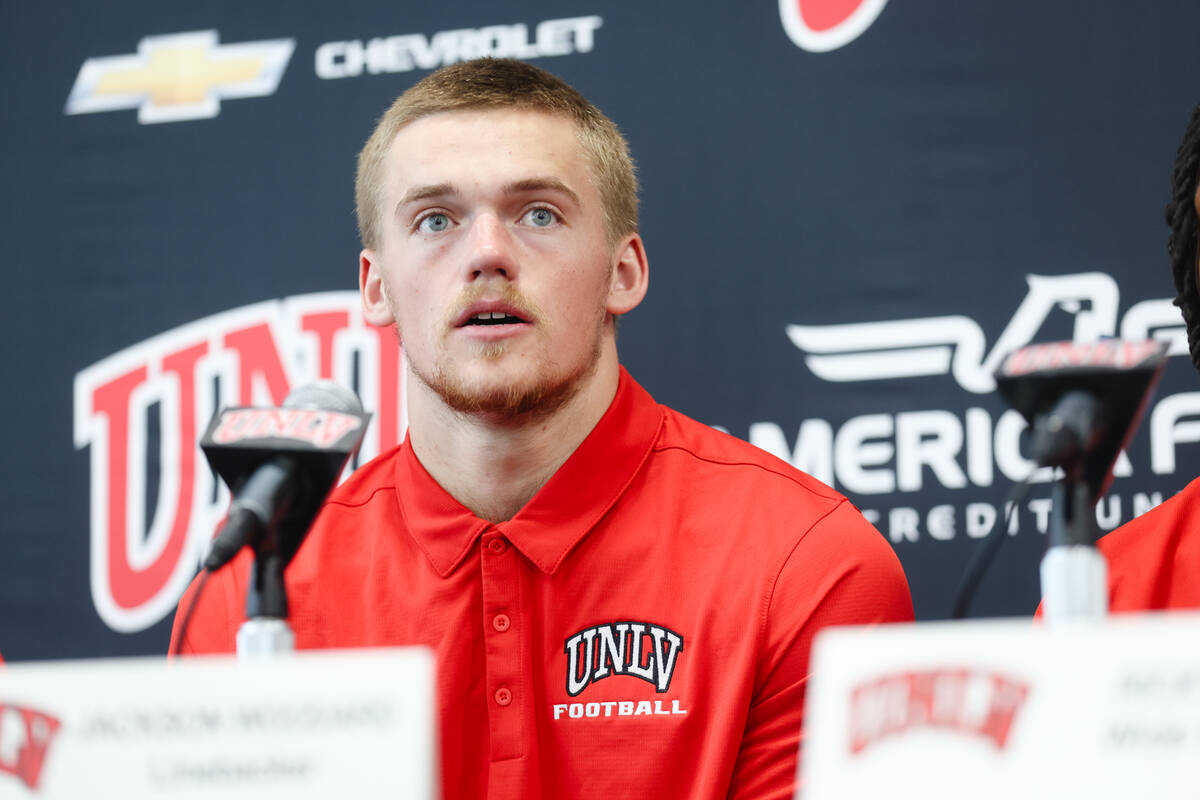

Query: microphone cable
[
  {"left": 168, "top": 567, "right": 212, "bottom": 658},
  {"left": 950, "top": 471, "right": 1037, "bottom": 619}
]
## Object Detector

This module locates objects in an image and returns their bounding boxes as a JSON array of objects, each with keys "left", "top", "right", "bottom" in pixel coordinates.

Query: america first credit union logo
[
  {"left": 779, "top": 0, "right": 889, "bottom": 52},
  {"left": 741, "top": 271, "right": 1197, "bottom": 546},
  {"left": 64, "top": 30, "right": 294, "bottom": 124},
  {"left": 785, "top": 272, "right": 1175, "bottom": 395}
]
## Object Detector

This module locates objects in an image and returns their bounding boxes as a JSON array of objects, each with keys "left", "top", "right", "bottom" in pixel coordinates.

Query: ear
[
  {"left": 606, "top": 234, "right": 649, "bottom": 316},
  {"left": 359, "top": 249, "right": 396, "bottom": 328}
]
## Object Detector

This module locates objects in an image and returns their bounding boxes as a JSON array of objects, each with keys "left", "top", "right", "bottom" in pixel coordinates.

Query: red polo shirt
[
  {"left": 172, "top": 368, "right": 912, "bottom": 798},
  {"left": 1098, "top": 476, "right": 1200, "bottom": 611}
]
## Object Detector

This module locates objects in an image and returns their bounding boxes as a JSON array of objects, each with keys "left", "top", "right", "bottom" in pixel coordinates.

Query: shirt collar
[{"left": 394, "top": 367, "right": 664, "bottom": 577}]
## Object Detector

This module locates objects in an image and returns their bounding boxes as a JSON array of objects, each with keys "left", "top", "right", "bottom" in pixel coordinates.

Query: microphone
[
  {"left": 995, "top": 339, "right": 1168, "bottom": 499},
  {"left": 1029, "top": 389, "right": 1104, "bottom": 472},
  {"left": 994, "top": 339, "right": 1168, "bottom": 622},
  {"left": 200, "top": 381, "right": 371, "bottom": 572}
]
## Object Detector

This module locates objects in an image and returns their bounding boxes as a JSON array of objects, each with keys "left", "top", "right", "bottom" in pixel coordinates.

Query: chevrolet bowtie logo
[{"left": 65, "top": 30, "right": 295, "bottom": 124}]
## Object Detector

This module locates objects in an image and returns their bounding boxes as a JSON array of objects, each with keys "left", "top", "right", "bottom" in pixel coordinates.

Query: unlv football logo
[
  {"left": 779, "top": 0, "right": 889, "bottom": 52},
  {"left": 564, "top": 621, "right": 685, "bottom": 697}
]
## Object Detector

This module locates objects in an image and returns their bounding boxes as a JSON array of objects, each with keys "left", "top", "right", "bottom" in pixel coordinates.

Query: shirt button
[
  {"left": 494, "top": 687, "right": 513, "bottom": 706},
  {"left": 488, "top": 538, "right": 508, "bottom": 554},
  {"left": 492, "top": 614, "right": 511, "bottom": 632}
]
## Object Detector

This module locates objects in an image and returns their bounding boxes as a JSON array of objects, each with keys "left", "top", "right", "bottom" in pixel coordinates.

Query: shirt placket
[{"left": 480, "top": 529, "right": 525, "bottom": 766}]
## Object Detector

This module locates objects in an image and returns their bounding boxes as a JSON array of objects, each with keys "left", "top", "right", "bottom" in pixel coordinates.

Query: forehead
[{"left": 383, "top": 108, "right": 591, "bottom": 193}]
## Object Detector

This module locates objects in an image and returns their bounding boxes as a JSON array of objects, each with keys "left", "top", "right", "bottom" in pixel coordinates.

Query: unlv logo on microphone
[
  {"left": 209, "top": 407, "right": 364, "bottom": 448},
  {"left": 779, "top": 0, "right": 889, "bottom": 52},
  {"left": 0, "top": 704, "right": 62, "bottom": 791},
  {"left": 73, "top": 292, "right": 407, "bottom": 633}
]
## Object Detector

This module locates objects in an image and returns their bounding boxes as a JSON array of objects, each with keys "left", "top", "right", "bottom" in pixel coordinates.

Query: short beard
[
  {"left": 392, "top": 277, "right": 610, "bottom": 423},
  {"left": 414, "top": 334, "right": 603, "bottom": 424}
]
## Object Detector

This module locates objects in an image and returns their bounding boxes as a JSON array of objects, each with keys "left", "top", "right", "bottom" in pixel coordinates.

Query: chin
[{"left": 428, "top": 359, "right": 595, "bottom": 422}]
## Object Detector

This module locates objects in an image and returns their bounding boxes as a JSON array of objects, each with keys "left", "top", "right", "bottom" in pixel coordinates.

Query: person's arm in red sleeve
[
  {"left": 168, "top": 550, "right": 252, "bottom": 657},
  {"left": 726, "top": 500, "right": 914, "bottom": 799}
]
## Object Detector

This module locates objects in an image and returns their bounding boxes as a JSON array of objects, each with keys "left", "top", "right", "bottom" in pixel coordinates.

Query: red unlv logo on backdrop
[
  {"left": 74, "top": 292, "right": 406, "bottom": 633},
  {"left": 849, "top": 668, "right": 1029, "bottom": 754},
  {"left": 779, "top": 0, "right": 889, "bottom": 52},
  {"left": 0, "top": 704, "right": 62, "bottom": 791}
]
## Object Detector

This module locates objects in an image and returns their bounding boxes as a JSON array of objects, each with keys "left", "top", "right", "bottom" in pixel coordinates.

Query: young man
[
  {"left": 1092, "top": 105, "right": 1200, "bottom": 611},
  {"left": 171, "top": 59, "right": 913, "bottom": 798}
]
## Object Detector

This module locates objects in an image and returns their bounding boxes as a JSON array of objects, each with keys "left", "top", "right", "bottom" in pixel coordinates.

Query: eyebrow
[
  {"left": 397, "top": 183, "right": 456, "bottom": 208},
  {"left": 502, "top": 177, "right": 581, "bottom": 206},
  {"left": 394, "top": 177, "right": 581, "bottom": 212}
]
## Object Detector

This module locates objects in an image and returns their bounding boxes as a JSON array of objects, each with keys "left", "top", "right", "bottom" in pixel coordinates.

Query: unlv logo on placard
[
  {"left": 849, "top": 668, "right": 1029, "bottom": 754},
  {"left": 74, "top": 292, "right": 406, "bottom": 633},
  {"left": 747, "top": 272, "right": 1197, "bottom": 546},
  {"left": 779, "top": 0, "right": 889, "bottom": 52},
  {"left": 0, "top": 704, "right": 62, "bottom": 791}
]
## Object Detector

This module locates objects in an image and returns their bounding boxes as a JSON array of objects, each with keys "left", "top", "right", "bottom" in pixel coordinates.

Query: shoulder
[
  {"left": 1099, "top": 476, "right": 1200, "bottom": 560},
  {"left": 653, "top": 404, "right": 843, "bottom": 505},
  {"left": 1098, "top": 476, "right": 1200, "bottom": 611},
  {"left": 321, "top": 443, "right": 405, "bottom": 509},
  {"left": 291, "top": 445, "right": 406, "bottom": 568},
  {"left": 649, "top": 404, "right": 907, "bottom": 589}
]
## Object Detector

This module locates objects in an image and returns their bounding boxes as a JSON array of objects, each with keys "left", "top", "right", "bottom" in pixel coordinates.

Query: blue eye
[
  {"left": 525, "top": 208, "right": 557, "bottom": 227},
  {"left": 418, "top": 213, "right": 451, "bottom": 233}
]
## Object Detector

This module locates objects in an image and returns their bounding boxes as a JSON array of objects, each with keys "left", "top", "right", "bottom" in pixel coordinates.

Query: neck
[{"left": 406, "top": 351, "right": 621, "bottom": 523}]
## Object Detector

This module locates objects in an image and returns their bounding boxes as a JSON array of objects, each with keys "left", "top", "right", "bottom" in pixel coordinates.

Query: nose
[{"left": 462, "top": 212, "right": 519, "bottom": 282}]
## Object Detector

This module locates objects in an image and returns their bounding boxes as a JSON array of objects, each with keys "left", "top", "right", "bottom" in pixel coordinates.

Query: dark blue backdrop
[{"left": 3, "top": 0, "right": 1199, "bottom": 660}]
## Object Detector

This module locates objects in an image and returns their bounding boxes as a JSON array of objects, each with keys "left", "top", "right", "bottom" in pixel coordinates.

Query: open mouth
[{"left": 462, "top": 311, "right": 528, "bottom": 326}]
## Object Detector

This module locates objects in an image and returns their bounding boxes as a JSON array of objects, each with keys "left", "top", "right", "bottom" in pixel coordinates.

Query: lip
[
  {"left": 453, "top": 300, "right": 532, "bottom": 328},
  {"left": 452, "top": 299, "right": 534, "bottom": 340}
]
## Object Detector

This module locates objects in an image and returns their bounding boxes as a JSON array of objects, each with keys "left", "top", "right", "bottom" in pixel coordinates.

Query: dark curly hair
[{"left": 1167, "top": 105, "right": 1200, "bottom": 368}]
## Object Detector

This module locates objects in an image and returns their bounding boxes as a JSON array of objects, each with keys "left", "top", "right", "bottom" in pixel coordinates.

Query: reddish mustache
[{"left": 446, "top": 287, "right": 541, "bottom": 328}]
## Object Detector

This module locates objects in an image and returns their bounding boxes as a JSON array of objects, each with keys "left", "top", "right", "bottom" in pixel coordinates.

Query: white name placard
[
  {"left": 0, "top": 647, "right": 435, "bottom": 799},
  {"left": 802, "top": 613, "right": 1200, "bottom": 799}
]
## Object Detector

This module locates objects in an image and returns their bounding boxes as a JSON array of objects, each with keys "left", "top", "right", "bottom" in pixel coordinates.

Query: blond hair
[{"left": 355, "top": 58, "right": 638, "bottom": 250}]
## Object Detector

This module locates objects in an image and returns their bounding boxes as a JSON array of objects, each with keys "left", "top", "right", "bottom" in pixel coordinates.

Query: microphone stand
[
  {"left": 1040, "top": 473, "right": 1108, "bottom": 624},
  {"left": 988, "top": 340, "right": 1168, "bottom": 625},
  {"left": 198, "top": 382, "right": 371, "bottom": 659},
  {"left": 236, "top": 547, "right": 296, "bottom": 658}
]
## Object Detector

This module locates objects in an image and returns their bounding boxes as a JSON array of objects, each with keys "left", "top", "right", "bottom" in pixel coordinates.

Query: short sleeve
[{"left": 726, "top": 500, "right": 914, "bottom": 799}]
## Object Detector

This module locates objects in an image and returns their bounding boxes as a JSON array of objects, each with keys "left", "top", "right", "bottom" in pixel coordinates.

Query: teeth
[{"left": 464, "top": 310, "right": 525, "bottom": 326}]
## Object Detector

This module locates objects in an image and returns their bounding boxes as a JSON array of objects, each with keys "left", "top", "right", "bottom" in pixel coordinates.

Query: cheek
[{"left": 555, "top": 264, "right": 608, "bottom": 312}]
